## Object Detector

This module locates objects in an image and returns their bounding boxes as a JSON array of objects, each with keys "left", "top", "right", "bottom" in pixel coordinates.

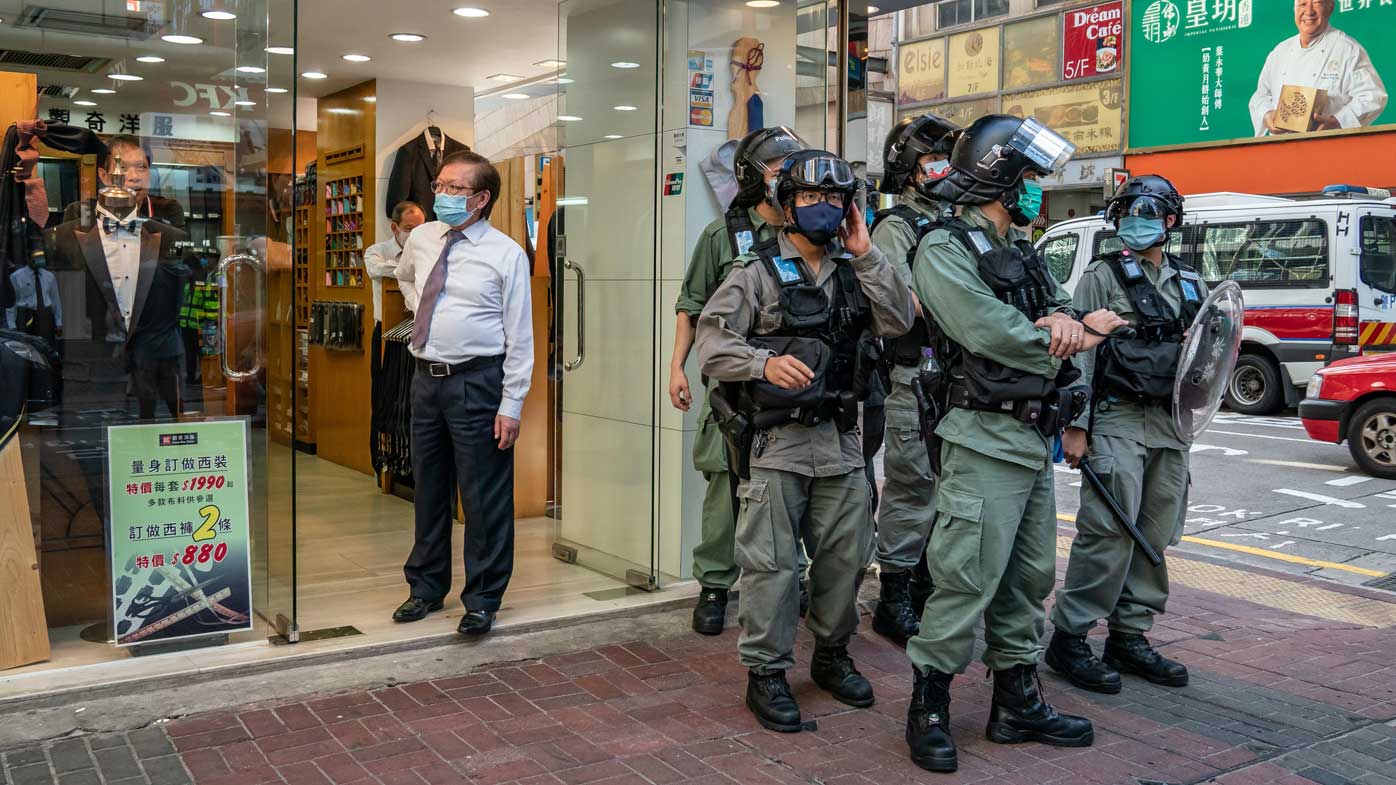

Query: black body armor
[
  {"left": 1094, "top": 251, "right": 1204, "bottom": 403},
  {"left": 871, "top": 204, "right": 940, "bottom": 366}
]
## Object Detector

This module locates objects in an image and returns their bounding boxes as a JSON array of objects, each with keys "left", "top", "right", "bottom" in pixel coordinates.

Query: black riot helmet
[
  {"left": 774, "top": 149, "right": 858, "bottom": 215},
  {"left": 1105, "top": 174, "right": 1185, "bottom": 228},
  {"left": 732, "top": 126, "right": 809, "bottom": 208},
  {"left": 879, "top": 113, "right": 960, "bottom": 195},
  {"left": 929, "top": 114, "right": 1075, "bottom": 206}
]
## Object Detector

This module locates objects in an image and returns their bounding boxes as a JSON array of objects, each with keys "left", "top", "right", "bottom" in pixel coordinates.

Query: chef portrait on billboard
[{"left": 1248, "top": 0, "right": 1387, "bottom": 136}]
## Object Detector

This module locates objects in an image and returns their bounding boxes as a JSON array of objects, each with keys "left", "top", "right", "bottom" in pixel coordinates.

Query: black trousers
[
  {"left": 369, "top": 321, "right": 383, "bottom": 470},
  {"left": 404, "top": 355, "right": 514, "bottom": 612}
]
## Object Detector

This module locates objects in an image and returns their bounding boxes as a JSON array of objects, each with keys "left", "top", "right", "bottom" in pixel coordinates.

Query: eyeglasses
[
  {"left": 430, "top": 180, "right": 476, "bottom": 197},
  {"left": 793, "top": 191, "right": 845, "bottom": 208}
]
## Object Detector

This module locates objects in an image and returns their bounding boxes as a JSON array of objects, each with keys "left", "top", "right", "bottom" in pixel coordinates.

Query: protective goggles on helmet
[
  {"left": 785, "top": 155, "right": 857, "bottom": 191},
  {"left": 1123, "top": 194, "right": 1172, "bottom": 221},
  {"left": 1007, "top": 117, "right": 1075, "bottom": 175}
]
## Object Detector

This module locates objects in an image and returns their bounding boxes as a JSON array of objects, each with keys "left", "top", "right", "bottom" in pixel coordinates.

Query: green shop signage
[
  {"left": 1127, "top": 0, "right": 1393, "bottom": 150},
  {"left": 106, "top": 419, "right": 254, "bottom": 646}
]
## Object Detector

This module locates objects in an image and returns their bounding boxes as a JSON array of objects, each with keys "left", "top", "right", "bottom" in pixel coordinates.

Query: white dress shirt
[
  {"left": 1249, "top": 28, "right": 1388, "bottom": 136},
  {"left": 98, "top": 206, "right": 142, "bottom": 329},
  {"left": 6, "top": 266, "right": 63, "bottom": 329},
  {"left": 396, "top": 219, "right": 535, "bottom": 420},
  {"left": 364, "top": 233, "right": 404, "bottom": 324}
]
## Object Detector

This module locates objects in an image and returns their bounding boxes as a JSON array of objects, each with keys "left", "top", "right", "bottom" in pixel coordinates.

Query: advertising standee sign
[
  {"left": 1063, "top": 1, "right": 1124, "bottom": 81},
  {"left": 1128, "top": 0, "right": 1394, "bottom": 149}
]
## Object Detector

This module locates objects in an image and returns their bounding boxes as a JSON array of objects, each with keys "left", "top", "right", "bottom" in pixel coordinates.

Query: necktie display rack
[
  {"left": 373, "top": 317, "right": 416, "bottom": 483},
  {"left": 324, "top": 174, "right": 365, "bottom": 288},
  {"left": 307, "top": 301, "right": 364, "bottom": 351}
]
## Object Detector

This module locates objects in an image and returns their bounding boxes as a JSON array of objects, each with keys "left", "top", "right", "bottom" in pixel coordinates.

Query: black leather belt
[{"left": 415, "top": 354, "right": 504, "bottom": 377}]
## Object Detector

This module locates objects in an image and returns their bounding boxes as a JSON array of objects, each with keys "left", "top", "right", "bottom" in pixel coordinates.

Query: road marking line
[
  {"left": 1206, "top": 430, "right": 1316, "bottom": 444},
  {"left": 1273, "top": 489, "right": 1367, "bottom": 508},
  {"left": 1056, "top": 513, "right": 1386, "bottom": 577},
  {"left": 1249, "top": 459, "right": 1348, "bottom": 472},
  {"left": 1326, "top": 475, "right": 1374, "bottom": 487}
]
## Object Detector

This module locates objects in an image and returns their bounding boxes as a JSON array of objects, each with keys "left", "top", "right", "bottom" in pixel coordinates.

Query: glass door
[{"left": 551, "top": 0, "right": 661, "bottom": 589}]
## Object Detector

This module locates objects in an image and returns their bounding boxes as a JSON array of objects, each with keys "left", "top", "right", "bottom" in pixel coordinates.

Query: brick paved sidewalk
[{"left": 5, "top": 563, "right": 1396, "bottom": 785}]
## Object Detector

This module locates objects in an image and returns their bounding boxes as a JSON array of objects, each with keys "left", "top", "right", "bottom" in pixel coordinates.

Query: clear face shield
[
  {"left": 1007, "top": 116, "right": 1075, "bottom": 175},
  {"left": 752, "top": 127, "right": 811, "bottom": 182}
]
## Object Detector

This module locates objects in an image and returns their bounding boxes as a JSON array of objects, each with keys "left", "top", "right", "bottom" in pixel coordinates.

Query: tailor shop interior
[{"left": 0, "top": 0, "right": 849, "bottom": 677}]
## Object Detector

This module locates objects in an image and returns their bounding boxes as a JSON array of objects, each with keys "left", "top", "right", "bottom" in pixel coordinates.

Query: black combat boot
[
  {"left": 986, "top": 664, "right": 1095, "bottom": 747},
  {"left": 1044, "top": 630, "right": 1122, "bottom": 694},
  {"left": 691, "top": 587, "right": 728, "bottom": 636},
  {"left": 906, "top": 666, "right": 957, "bottom": 773},
  {"left": 746, "top": 669, "right": 803, "bottom": 732},
  {"left": 810, "top": 639, "right": 875, "bottom": 708},
  {"left": 908, "top": 559, "right": 934, "bottom": 622},
  {"left": 1104, "top": 632, "right": 1189, "bottom": 687},
  {"left": 872, "top": 570, "right": 920, "bottom": 645}
]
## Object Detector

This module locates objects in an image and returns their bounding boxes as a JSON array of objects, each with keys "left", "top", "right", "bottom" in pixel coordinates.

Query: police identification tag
[
  {"left": 735, "top": 230, "right": 755, "bottom": 256},
  {"left": 772, "top": 256, "right": 803, "bottom": 284},
  {"left": 1179, "top": 278, "right": 1201, "bottom": 302},
  {"left": 966, "top": 230, "right": 994, "bottom": 256}
]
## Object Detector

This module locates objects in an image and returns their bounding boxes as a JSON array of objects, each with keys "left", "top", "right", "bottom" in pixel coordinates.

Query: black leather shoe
[
  {"left": 906, "top": 666, "right": 957, "bottom": 773},
  {"left": 393, "top": 597, "right": 443, "bottom": 623},
  {"left": 872, "top": 570, "right": 920, "bottom": 645},
  {"left": 798, "top": 579, "right": 810, "bottom": 618},
  {"left": 986, "top": 664, "right": 1094, "bottom": 747},
  {"left": 1045, "top": 630, "right": 1122, "bottom": 694},
  {"left": 1104, "top": 632, "right": 1189, "bottom": 687},
  {"left": 810, "top": 639, "right": 875, "bottom": 708},
  {"left": 691, "top": 587, "right": 728, "bottom": 636},
  {"left": 746, "top": 670, "right": 803, "bottom": 732},
  {"left": 457, "top": 609, "right": 496, "bottom": 636}
]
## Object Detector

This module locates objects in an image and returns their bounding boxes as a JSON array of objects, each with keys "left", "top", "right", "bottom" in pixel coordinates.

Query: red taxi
[{"left": 1299, "top": 353, "right": 1396, "bottom": 478}]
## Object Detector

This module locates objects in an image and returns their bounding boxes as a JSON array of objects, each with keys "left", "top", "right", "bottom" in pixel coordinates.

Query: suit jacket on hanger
[{"left": 385, "top": 129, "right": 470, "bottom": 223}]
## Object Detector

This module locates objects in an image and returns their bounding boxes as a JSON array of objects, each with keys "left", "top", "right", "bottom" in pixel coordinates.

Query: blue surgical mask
[
  {"left": 1014, "top": 180, "right": 1043, "bottom": 223},
  {"left": 434, "top": 192, "right": 476, "bottom": 227},
  {"left": 793, "top": 202, "right": 844, "bottom": 246},
  {"left": 1118, "top": 215, "right": 1167, "bottom": 251}
]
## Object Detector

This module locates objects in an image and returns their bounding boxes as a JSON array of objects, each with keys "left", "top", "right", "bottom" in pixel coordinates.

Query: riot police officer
[
  {"left": 670, "top": 127, "right": 807, "bottom": 636},
  {"left": 1047, "top": 174, "right": 1203, "bottom": 694},
  {"left": 901, "top": 115, "right": 1127, "bottom": 772},
  {"left": 868, "top": 113, "right": 958, "bottom": 644},
  {"left": 696, "top": 149, "right": 914, "bottom": 732}
]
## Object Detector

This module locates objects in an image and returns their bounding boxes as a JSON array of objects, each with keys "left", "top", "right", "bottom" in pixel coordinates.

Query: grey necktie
[{"left": 410, "top": 229, "right": 465, "bottom": 352}]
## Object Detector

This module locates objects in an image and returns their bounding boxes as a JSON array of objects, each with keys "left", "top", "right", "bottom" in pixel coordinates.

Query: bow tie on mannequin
[{"left": 102, "top": 215, "right": 143, "bottom": 234}]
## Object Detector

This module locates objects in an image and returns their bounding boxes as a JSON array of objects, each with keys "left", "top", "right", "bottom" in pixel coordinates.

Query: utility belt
[
  {"left": 946, "top": 382, "right": 1076, "bottom": 437},
  {"left": 886, "top": 315, "right": 931, "bottom": 367}
]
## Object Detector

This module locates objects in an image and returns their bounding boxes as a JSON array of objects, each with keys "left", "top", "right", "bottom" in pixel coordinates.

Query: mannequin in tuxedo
[
  {"left": 385, "top": 126, "right": 469, "bottom": 223},
  {"left": 61, "top": 136, "right": 185, "bottom": 228}
]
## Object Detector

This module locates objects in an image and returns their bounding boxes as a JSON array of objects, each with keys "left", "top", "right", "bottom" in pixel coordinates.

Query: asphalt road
[{"left": 1051, "top": 411, "right": 1396, "bottom": 591}]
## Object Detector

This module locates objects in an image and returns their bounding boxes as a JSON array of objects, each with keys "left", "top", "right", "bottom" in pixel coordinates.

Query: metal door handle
[
  {"left": 217, "top": 252, "right": 265, "bottom": 381},
  {"left": 564, "top": 258, "right": 586, "bottom": 372}
]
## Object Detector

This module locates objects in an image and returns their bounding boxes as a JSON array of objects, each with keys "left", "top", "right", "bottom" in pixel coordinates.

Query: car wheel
[
  {"left": 1225, "top": 354, "right": 1284, "bottom": 415},
  {"left": 1346, "top": 399, "right": 1396, "bottom": 480}
]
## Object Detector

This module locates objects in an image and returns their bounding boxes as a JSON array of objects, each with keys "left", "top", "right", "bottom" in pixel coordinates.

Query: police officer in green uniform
[
  {"left": 670, "top": 127, "right": 807, "bottom": 635},
  {"left": 867, "top": 113, "right": 958, "bottom": 644},
  {"left": 1047, "top": 175, "right": 1202, "bottom": 694},
  {"left": 900, "top": 115, "right": 1128, "bottom": 773},
  {"left": 697, "top": 150, "right": 914, "bottom": 732}
]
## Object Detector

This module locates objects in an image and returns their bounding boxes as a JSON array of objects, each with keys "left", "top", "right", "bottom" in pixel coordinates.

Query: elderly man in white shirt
[
  {"left": 392, "top": 150, "right": 534, "bottom": 636},
  {"left": 1249, "top": 0, "right": 1387, "bottom": 136}
]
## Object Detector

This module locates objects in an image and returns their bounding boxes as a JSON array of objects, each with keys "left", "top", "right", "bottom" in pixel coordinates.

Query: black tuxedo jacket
[
  {"left": 62, "top": 195, "right": 186, "bottom": 229},
  {"left": 385, "top": 130, "right": 470, "bottom": 223}
]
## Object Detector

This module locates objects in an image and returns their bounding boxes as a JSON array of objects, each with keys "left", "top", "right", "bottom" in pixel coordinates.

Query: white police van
[{"left": 1035, "top": 185, "right": 1396, "bottom": 415}]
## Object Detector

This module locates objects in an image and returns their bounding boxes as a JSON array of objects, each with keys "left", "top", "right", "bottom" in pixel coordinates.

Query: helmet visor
[
  {"left": 750, "top": 127, "right": 810, "bottom": 175},
  {"left": 1125, "top": 194, "right": 1172, "bottom": 221},
  {"left": 787, "top": 155, "right": 856, "bottom": 190},
  {"left": 1008, "top": 116, "right": 1075, "bottom": 174}
]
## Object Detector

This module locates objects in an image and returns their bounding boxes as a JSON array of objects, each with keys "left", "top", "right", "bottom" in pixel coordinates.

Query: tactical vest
[
  {"left": 725, "top": 245, "right": 878, "bottom": 432},
  {"left": 724, "top": 204, "right": 779, "bottom": 261},
  {"left": 1094, "top": 251, "right": 1205, "bottom": 403},
  {"left": 871, "top": 204, "right": 940, "bottom": 366},
  {"left": 929, "top": 217, "right": 1069, "bottom": 417}
]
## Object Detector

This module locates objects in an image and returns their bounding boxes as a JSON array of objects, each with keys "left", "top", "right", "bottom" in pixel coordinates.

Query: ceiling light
[
  {"left": 614, "top": 105, "right": 637, "bottom": 111},
  {"left": 201, "top": 10, "right": 237, "bottom": 20},
  {"left": 554, "top": 77, "right": 574, "bottom": 84},
  {"left": 611, "top": 61, "right": 640, "bottom": 69},
  {"left": 74, "top": 100, "right": 97, "bottom": 106},
  {"left": 235, "top": 100, "right": 256, "bottom": 106},
  {"left": 363, "top": 96, "right": 377, "bottom": 102},
  {"left": 136, "top": 55, "right": 165, "bottom": 63},
  {"left": 558, "top": 115, "right": 582, "bottom": 122},
  {"left": 266, "top": 46, "right": 295, "bottom": 55},
  {"left": 109, "top": 73, "right": 143, "bottom": 81},
  {"left": 746, "top": 0, "right": 780, "bottom": 6},
  {"left": 452, "top": 6, "right": 490, "bottom": 17},
  {"left": 301, "top": 71, "right": 328, "bottom": 80},
  {"left": 342, "top": 53, "right": 371, "bottom": 62},
  {"left": 210, "top": 111, "right": 231, "bottom": 117},
  {"left": 265, "top": 87, "right": 289, "bottom": 94},
  {"left": 604, "top": 134, "right": 623, "bottom": 139},
  {"left": 390, "top": 33, "right": 426, "bottom": 42},
  {"left": 91, "top": 88, "right": 116, "bottom": 94},
  {"left": 868, "top": 4, "right": 880, "bottom": 11},
  {"left": 236, "top": 65, "right": 267, "bottom": 73},
  {"left": 162, "top": 34, "right": 203, "bottom": 45},
  {"left": 487, "top": 73, "right": 522, "bottom": 82},
  {"left": 534, "top": 59, "right": 566, "bottom": 68},
  {"left": 502, "top": 93, "right": 530, "bottom": 100}
]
